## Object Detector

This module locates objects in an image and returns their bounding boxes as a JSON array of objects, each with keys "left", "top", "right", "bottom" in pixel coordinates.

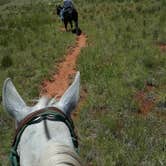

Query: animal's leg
[
  {"left": 74, "top": 21, "right": 79, "bottom": 35},
  {"left": 64, "top": 21, "right": 68, "bottom": 31},
  {"left": 70, "top": 21, "right": 73, "bottom": 30}
]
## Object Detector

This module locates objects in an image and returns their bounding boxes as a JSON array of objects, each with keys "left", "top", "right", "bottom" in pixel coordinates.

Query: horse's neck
[{"left": 18, "top": 121, "right": 74, "bottom": 166}]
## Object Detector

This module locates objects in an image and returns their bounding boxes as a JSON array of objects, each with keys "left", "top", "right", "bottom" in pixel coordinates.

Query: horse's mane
[{"left": 39, "top": 141, "right": 82, "bottom": 166}]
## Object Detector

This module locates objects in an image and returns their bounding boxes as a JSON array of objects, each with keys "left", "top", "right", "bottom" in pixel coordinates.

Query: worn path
[{"left": 40, "top": 34, "right": 86, "bottom": 99}]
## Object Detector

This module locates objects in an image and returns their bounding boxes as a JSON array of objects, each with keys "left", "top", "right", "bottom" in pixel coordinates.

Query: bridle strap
[
  {"left": 10, "top": 107, "right": 78, "bottom": 166},
  {"left": 14, "top": 107, "right": 66, "bottom": 141}
]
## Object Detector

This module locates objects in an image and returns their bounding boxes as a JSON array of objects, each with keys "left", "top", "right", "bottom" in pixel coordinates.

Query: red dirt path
[{"left": 40, "top": 34, "right": 86, "bottom": 99}]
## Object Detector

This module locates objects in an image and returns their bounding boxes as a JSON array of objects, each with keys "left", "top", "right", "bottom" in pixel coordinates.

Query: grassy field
[
  {"left": 0, "top": 0, "right": 75, "bottom": 164},
  {"left": 76, "top": 0, "right": 166, "bottom": 165},
  {"left": 0, "top": 0, "right": 166, "bottom": 165}
]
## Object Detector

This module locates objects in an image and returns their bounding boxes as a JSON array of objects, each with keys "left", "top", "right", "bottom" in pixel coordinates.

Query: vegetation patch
[{"left": 75, "top": 0, "right": 166, "bottom": 165}]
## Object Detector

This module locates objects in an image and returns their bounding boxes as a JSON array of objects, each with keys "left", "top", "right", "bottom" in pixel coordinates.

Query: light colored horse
[{"left": 2, "top": 72, "right": 82, "bottom": 166}]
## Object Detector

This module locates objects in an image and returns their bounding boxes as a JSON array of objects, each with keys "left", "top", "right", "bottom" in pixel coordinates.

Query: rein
[{"left": 10, "top": 107, "right": 78, "bottom": 166}]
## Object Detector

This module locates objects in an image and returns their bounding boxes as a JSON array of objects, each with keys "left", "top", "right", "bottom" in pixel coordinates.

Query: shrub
[{"left": 1, "top": 55, "right": 13, "bottom": 68}]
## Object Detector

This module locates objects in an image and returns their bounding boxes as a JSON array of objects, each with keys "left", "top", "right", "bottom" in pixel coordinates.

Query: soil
[
  {"left": 159, "top": 43, "right": 166, "bottom": 51},
  {"left": 135, "top": 42, "right": 166, "bottom": 115},
  {"left": 40, "top": 33, "right": 87, "bottom": 99},
  {"left": 135, "top": 85, "right": 156, "bottom": 115}
]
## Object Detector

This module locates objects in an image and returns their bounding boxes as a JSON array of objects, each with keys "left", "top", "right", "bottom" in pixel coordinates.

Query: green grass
[
  {"left": 0, "top": 0, "right": 11, "bottom": 6},
  {"left": 0, "top": 1, "right": 75, "bottom": 98},
  {"left": 0, "top": 0, "right": 75, "bottom": 164},
  {"left": 75, "top": 0, "right": 166, "bottom": 165},
  {"left": 77, "top": 109, "right": 166, "bottom": 165},
  {"left": 0, "top": 0, "right": 166, "bottom": 165}
]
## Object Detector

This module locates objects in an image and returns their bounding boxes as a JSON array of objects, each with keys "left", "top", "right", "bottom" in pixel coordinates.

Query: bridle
[{"left": 10, "top": 107, "right": 78, "bottom": 166}]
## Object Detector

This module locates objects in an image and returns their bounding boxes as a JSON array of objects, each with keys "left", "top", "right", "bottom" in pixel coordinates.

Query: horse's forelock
[{"left": 39, "top": 141, "right": 82, "bottom": 166}]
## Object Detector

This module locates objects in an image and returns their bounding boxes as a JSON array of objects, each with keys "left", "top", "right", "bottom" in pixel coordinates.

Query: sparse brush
[{"left": 1, "top": 55, "right": 13, "bottom": 68}]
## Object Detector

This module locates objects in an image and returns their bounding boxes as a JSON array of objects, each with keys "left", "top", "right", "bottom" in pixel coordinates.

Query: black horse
[{"left": 56, "top": 5, "right": 81, "bottom": 35}]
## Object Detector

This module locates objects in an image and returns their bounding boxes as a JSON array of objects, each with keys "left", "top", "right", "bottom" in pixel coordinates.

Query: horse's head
[
  {"left": 3, "top": 72, "right": 82, "bottom": 165},
  {"left": 56, "top": 5, "right": 63, "bottom": 16}
]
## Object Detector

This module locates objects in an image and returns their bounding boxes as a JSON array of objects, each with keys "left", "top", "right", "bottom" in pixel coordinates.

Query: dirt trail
[{"left": 40, "top": 34, "right": 86, "bottom": 99}]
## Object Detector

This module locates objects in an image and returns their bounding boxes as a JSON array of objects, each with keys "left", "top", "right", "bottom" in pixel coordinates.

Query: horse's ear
[
  {"left": 56, "top": 72, "right": 80, "bottom": 116},
  {"left": 2, "top": 78, "right": 28, "bottom": 122}
]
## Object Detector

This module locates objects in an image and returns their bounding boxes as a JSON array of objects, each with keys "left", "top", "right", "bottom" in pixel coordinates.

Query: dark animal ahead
[{"left": 56, "top": 5, "right": 81, "bottom": 35}]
